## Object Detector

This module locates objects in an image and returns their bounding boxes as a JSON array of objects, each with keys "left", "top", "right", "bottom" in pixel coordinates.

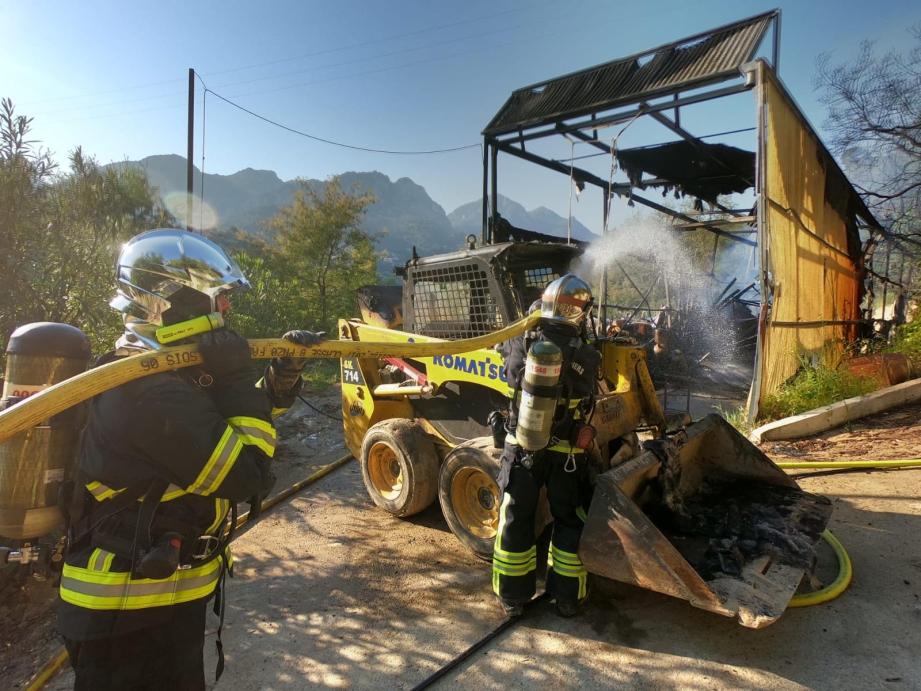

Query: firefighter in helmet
[
  {"left": 493, "top": 273, "right": 600, "bottom": 618},
  {"left": 57, "top": 229, "right": 323, "bottom": 690}
]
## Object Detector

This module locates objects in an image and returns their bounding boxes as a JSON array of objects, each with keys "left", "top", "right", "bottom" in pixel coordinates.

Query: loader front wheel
[
  {"left": 438, "top": 438, "right": 503, "bottom": 560},
  {"left": 360, "top": 419, "right": 438, "bottom": 517}
]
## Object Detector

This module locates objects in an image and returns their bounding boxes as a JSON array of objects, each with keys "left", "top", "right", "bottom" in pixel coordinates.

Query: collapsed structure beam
[
  {"left": 628, "top": 192, "right": 757, "bottom": 247},
  {"left": 569, "top": 129, "right": 612, "bottom": 156},
  {"left": 495, "top": 141, "right": 611, "bottom": 191},
  {"left": 645, "top": 108, "right": 755, "bottom": 207},
  {"left": 494, "top": 141, "right": 756, "bottom": 246}
]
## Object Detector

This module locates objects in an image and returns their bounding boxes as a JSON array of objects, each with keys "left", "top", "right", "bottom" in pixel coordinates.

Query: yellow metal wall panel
[{"left": 758, "top": 73, "right": 861, "bottom": 406}]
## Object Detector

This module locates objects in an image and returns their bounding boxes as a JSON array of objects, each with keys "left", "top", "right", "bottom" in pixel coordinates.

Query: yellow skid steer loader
[{"left": 339, "top": 239, "right": 830, "bottom": 628}]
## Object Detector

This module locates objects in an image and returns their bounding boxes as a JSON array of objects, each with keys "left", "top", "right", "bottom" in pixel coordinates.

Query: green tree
[
  {"left": 267, "top": 176, "right": 380, "bottom": 331},
  {"left": 0, "top": 99, "right": 172, "bottom": 355},
  {"left": 229, "top": 249, "right": 305, "bottom": 337}
]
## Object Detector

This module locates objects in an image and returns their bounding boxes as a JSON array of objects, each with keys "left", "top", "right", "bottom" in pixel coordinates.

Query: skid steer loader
[{"left": 338, "top": 238, "right": 831, "bottom": 628}]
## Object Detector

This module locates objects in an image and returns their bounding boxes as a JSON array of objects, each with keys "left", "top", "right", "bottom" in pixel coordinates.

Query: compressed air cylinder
[
  {"left": 0, "top": 323, "right": 91, "bottom": 539},
  {"left": 516, "top": 340, "right": 562, "bottom": 451}
]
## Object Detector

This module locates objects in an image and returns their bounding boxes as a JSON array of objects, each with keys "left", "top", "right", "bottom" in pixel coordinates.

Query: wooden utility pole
[{"left": 187, "top": 68, "right": 195, "bottom": 231}]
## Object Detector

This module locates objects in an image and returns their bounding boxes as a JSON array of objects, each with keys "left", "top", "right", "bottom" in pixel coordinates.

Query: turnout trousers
[
  {"left": 63, "top": 599, "right": 207, "bottom": 691},
  {"left": 492, "top": 445, "right": 589, "bottom": 606}
]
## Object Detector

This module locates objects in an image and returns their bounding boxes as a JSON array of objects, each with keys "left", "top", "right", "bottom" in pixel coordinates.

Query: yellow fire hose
[
  {"left": 778, "top": 458, "right": 921, "bottom": 607},
  {"left": 12, "top": 310, "right": 921, "bottom": 684},
  {"left": 24, "top": 453, "right": 355, "bottom": 691},
  {"left": 0, "top": 313, "right": 539, "bottom": 445},
  {"left": 788, "top": 530, "right": 852, "bottom": 608},
  {"left": 14, "top": 319, "right": 537, "bottom": 690},
  {"left": 776, "top": 459, "right": 921, "bottom": 470},
  {"left": 22, "top": 458, "right": 920, "bottom": 688}
]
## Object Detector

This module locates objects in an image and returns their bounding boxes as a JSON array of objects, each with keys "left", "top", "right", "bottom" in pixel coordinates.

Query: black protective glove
[
  {"left": 247, "top": 462, "right": 277, "bottom": 521},
  {"left": 268, "top": 330, "right": 326, "bottom": 393},
  {"left": 198, "top": 329, "right": 252, "bottom": 381}
]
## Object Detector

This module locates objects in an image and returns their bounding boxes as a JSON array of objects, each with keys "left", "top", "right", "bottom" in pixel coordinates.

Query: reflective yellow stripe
[
  {"left": 492, "top": 493, "right": 537, "bottom": 585},
  {"left": 60, "top": 555, "right": 224, "bottom": 611},
  {"left": 547, "top": 443, "right": 585, "bottom": 454},
  {"left": 187, "top": 426, "right": 244, "bottom": 496},
  {"left": 228, "top": 416, "right": 277, "bottom": 458},
  {"left": 493, "top": 493, "right": 512, "bottom": 596},
  {"left": 85, "top": 481, "right": 125, "bottom": 502},
  {"left": 87, "top": 548, "right": 115, "bottom": 572},
  {"left": 87, "top": 481, "right": 187, "bottom": 503},
  {"left": 160, "top": 484, "right": 187, "bottom": 501},
  {"left": 505, "top": 434, "right": 585, "bottom": 453},
  {"left": 495, "top": 493, "right": 511, "bottom": 553},
  {"left": 491, "top": 559, "right": 537, "bottom": 577},
  {"left": 271, "top": 407, "right": 288, "bottom": 419},
  {"left": 493, "top": 545, "right": 536, "bottom": 563},
  {"left": 576, "top": 506, "right": 588, "bottom": 523},
  {"left": 550, "top": 545, "right": 585, "bottom": 566},
  {"left": 549, "top": 543, "right": 588, "bottom": 599},
  {"left": 205, "top": 498, "right": 231, "bottom": 535}
]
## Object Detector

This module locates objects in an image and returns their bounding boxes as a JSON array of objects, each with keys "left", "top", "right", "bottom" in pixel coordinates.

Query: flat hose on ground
[
  {"left": 776, "top": 459, "right": 921, "bottom": 470},
  {"left": 24, "top": 453, "right": 355, "bottom": 691},
  {"left": 0, "top": 313, "right": 539, "bottom": 444}
]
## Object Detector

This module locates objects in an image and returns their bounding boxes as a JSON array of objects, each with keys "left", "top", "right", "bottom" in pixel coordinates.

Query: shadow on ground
[{"left": 204, "top": 467, "right": 921, "bottom": 689}]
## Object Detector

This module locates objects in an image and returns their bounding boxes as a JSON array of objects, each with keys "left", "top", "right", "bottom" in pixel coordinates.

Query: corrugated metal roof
[{"left": 484, "top": 11, "right": 775, "bottom": 136}]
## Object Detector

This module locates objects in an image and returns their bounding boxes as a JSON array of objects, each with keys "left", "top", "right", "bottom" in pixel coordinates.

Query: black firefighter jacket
[{"left": 58, "top": 358, "right": 294, "bottom": 640}]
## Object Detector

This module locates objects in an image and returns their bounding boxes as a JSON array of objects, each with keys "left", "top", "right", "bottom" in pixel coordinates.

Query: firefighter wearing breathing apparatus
[
  {"left": 492, "top": 273, "right": 600, "bottom": 619},
  {"left": 57, "top": 229, "right": 324, "bottom": 690}
]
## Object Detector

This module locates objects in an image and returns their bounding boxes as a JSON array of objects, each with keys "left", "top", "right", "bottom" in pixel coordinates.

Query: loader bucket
[{"left": 580, "top": 414, "right": 832, "bottom": 628}]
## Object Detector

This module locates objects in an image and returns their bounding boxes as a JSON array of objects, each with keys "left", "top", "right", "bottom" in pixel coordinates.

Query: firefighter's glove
[
  {"left": 247, "top": 464, "right": 276, "bottom": 521},
  {"left": 269, "top": 330, "right": 326, "bottom": 393},
  {"left": 199, "top": 329, "right": 252, "bottom": 381}
]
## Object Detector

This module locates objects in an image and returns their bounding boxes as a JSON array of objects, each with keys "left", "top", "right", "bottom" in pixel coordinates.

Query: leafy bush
[
  {"left": 885, "top": 318, "right": 921, "bottom": 371},
  {"left": 719, "top": 404, "right": 754, "bottom": 435},
  {"left": 759, "top": 359, "right": 876, "bottom": 421}
]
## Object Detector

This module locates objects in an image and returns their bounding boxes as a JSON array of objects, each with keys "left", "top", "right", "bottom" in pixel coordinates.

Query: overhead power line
[
  {"left": 203, "top": 85, "right": 480, "bottom": 155},
  {"left": 20, "top": 1, "right": 547, "bottom": 110}
]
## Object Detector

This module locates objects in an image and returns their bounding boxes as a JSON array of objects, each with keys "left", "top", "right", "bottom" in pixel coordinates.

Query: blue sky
[{"left": 3, "top": 0, "right": 919, "bottom": 232}]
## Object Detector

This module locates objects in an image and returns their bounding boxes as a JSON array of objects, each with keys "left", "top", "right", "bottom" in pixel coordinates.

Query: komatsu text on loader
[{"left": 338, "top": 237, "right": 831, "bottom": 629}]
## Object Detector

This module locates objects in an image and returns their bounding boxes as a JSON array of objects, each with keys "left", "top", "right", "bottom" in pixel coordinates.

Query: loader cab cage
[{"left": 403, "top": 242, "right": 583, "bottom": 338}]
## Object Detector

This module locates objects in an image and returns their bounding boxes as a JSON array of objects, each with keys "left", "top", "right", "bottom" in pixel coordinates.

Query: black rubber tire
[
  {"left": 360, "top": 419, "right": 439, "bottom": 517},
  {"left": 438, "top": 436, "right": 503, "bottom": 560}
]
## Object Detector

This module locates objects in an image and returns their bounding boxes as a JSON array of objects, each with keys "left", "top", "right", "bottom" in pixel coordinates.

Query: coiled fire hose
[
  {"left": 776, "top": 459, "right": 921, "bottom": 607},
  {"left": 0, "top": 313, "right": 540, "bottom": 445}
]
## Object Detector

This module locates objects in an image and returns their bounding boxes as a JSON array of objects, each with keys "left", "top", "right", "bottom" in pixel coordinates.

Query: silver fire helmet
[
  {"left": 110, "top": 228, "right": 249, "bottom": 327},
  {"left": 540, "top": 273, "right": 593, "bottom": 326}
]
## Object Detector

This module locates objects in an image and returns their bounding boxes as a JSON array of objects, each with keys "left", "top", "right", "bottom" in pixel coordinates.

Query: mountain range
[{"left": 116, "top": 155, "right": 596, "bottom": 269}]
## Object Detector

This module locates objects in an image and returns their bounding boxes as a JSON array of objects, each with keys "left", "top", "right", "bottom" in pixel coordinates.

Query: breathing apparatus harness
[{"left": 508, "top": 321, "right": 597, "bottom": 473}]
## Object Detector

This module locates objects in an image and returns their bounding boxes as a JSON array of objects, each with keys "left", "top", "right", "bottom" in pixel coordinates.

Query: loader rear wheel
[
  {"left": 438, "top": 437, "right": 503, "bottom": 560},
  {"left": 360, "top": 419, "right": 438, "bottom": 517}
]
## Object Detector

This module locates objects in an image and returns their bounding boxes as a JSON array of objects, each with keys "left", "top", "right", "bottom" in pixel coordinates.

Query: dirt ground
[
  {"left": 7, "top": 390, "right": 921, "bottom": 689},
  {"left": 762, "top": 401, "right": 921, "bottom": 462}
]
